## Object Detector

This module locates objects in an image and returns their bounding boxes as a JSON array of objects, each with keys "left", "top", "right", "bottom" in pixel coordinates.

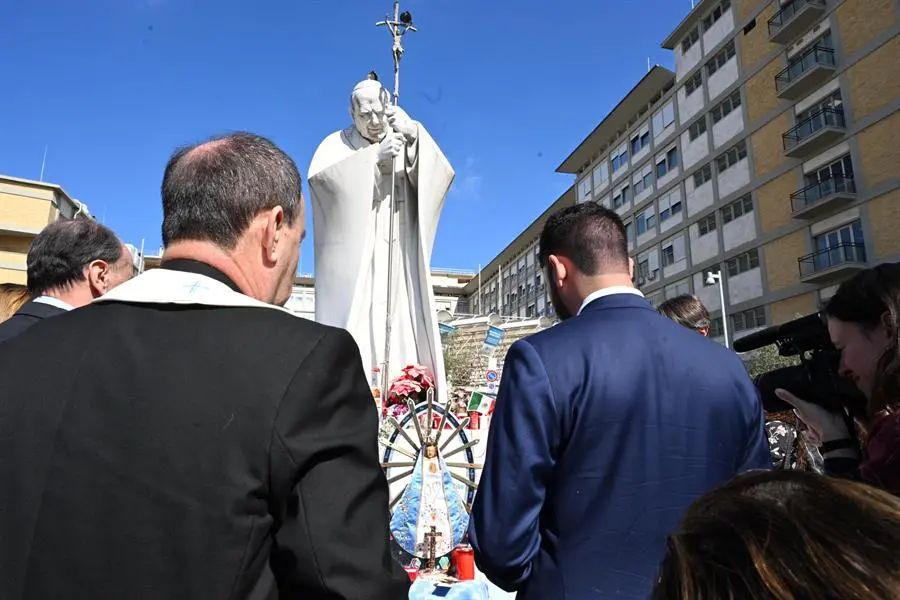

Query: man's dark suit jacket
[
  {"left": 470, "top": 292, "right": 771, "bottom": 600},
  {"left": 0, "top": 261, "right": 409, "bottom": 600},
  {"left": 0, "top": 300, "right": 67, "bottom": 344}
]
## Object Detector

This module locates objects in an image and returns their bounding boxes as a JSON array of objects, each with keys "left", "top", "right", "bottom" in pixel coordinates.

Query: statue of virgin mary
[{"left": 390, "top": 442, "right": 469, "bottom": 560}]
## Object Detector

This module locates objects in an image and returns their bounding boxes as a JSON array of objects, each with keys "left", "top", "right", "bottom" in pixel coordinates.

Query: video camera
[{"left": 732, "top": 312, "right": 866, "bottom": 414}]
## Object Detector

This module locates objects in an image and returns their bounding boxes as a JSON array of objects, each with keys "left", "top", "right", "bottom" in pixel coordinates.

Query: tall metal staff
[{"left": 376, "top": 2, "right": 416, "bottom": 403}]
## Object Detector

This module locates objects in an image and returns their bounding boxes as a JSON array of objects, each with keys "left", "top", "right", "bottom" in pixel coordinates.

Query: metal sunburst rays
[{"left": 381, "top": 388, "right": 485, "bottom": 500}]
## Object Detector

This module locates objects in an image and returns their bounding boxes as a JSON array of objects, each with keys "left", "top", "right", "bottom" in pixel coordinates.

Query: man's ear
[
  {"left": 86, "top": 260, "right": 111, "bottom": 295},
  {"left": 548, "top": 255, "right": 567, "bottom": 284},
  {"left": 628, "top": 257, "right": 635, "bottom": 280},
  {"left": 263, "top": 206, "right": 286, "bottom": 264},
  {"left": 880, "top": 310, "right": 895, "bottom": 341}
]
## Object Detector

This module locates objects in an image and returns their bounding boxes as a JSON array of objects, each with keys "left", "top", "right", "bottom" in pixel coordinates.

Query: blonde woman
[{"left": 0, "top": 283, "right": 31, "bottom": 324}]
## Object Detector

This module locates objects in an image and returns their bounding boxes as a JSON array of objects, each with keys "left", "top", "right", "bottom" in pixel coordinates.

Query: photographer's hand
[{"left": 775, "top": 389, "right": 858, "bottom": 458}]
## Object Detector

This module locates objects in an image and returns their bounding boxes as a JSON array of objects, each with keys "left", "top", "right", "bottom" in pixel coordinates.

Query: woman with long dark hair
[
  {"left": 777, "top": 262, "right": 900, "bottom": 494},
  {"left": 654, "top": 470, "right": 900, "bottom": 599}
]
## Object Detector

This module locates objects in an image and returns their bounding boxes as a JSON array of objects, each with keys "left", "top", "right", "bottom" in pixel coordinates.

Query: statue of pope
[{"left": 308, "top": 77, "right": 454, "bottom": 399}]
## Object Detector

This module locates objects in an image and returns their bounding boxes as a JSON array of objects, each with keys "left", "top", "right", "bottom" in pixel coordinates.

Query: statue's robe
[
  {"left": 390, "top": 448, "right": 468, "bottom": 558},
  {"left": 308, "top": 125, "right": 454, "bottom": 400}
]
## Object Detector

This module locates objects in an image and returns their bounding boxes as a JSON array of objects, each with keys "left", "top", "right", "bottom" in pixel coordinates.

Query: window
[
  {"left": 631, "top": 130, "right": 650, "bottom": 155},
  {"left": 797, "top": 91, "right": 843, "bottom": 123},
  {"left": 812, "top": 220, "right": 866, "bottom": 270},
  {"left": 721, "top": 194, "right": 753, "bottom": 224},
  {"left": 711, "top": 89, "right": 741, "bottom": 123},
  {"left": 592, "top": 161, "right": 609, "bottom": 188},
  {"left": 805, "top": 154, "right": 854, "bottom": 188},
  {"left": 685, "top": 71, "right": 703, "bottom": 96},
  {"left": 702, "top": 0, "right": 731, "bottom": 31},
  {"left": 633, "top": 164, "right": 654, "bottom": 196},
  {"left": 613, "top": 191, "right": 626, "bottom": 208},
  {"left": 652, "top": 101, "right": 677, "bottom": 136},
  {"left": 681, "top": 26, "right": 700, "bottom": 52},
  {"left": 688, "top": 117, "right": 708, "bottom": 141},
  {"left": 611, "top": 146, "right": 629, "bottom": 172},
  {"left": 732, "top": 306, "right": 766, "bottom": 333},
  {"left": 709, "top": 316, "right": 725, "bottom": 337},
  {"left": 578, "top": 176, "right": 592, "bottom": 201},
  {"left": 693, "top": 164, "right": 713, "bottom": 188},
  {"left": 697, "top": 213, "right": 717, "bottom": 236},
  {"left": 743, "top": 18, "right": 756, "bottom": 35},
  {"left": 661, "top": 236, "right": 686, "bottom": 267},
  {"left": 656, "top": 146, "right": 680, "bottom": 178},
  {"left": 706, "top": 40, "right": 736, "bottom": 77},
  {"left": 624, "top": 220, "right": 635, "bottom": 245},
  {"left": 659, "top": 191, "right": 683, "bottom": 222},
  {"left": 715, "top": 140, "right": 747, "bottom": 173},
  {"left": 636, "top": 208, "right": 657, "bottom": 235},
  {"left": 725, "top": 248, "right": 760, "bottom": 277}
]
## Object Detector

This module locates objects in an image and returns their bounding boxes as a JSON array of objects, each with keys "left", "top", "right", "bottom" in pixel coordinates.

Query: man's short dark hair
[
  {"left": 161, "top": 132, "right": 302, "bottom": 249},
  {"left": 538, "top": 202, "right": 629, "bottom": 275},
  {"left": 26, "top": 219, "right": 123, "bottom": 297}
]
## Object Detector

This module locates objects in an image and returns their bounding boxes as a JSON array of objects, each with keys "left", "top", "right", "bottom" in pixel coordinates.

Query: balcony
[
  {"left": 783, "top": 108, "right": 847, "bottom": 158},
  {"left": 768, "top": 0, "right": 827, "bottom": 44},
  {"left": 798, "top": 243, "right": 867, "bottom": 284},
  {"left": 776, "top": 46, "right": 836, "bottom": 100},
  {"left": 791, "top": 176, "right": 857, "bottom": 219}
]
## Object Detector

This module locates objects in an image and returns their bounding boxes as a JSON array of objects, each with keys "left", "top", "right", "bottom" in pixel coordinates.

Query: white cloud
[{"left": 449, "top": 156, "right": 482, "bottom": 201}]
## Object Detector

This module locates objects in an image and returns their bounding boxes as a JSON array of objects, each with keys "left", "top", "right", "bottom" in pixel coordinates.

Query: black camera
[{"left": 732, "top": 312, "right": 865, "bottom": 414}]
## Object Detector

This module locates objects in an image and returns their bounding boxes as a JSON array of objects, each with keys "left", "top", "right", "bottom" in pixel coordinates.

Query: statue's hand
[
  {"left": 386, "top": 105, "right": 418, "bottom": 143},
  {"left": 378, "top": 131, "right": 405, "bottom": 162}
]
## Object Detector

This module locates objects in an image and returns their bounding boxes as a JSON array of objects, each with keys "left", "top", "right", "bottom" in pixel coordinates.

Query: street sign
[
  {"left": 487, "top": 382, "right": 496, "bottom": 391},
  {"left": 485, "top": 370, "right": 498, "bottom": 382}
]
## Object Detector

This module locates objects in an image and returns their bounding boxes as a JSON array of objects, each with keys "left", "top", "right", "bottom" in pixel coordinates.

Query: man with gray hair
[
  {"left": 0, "top": 218, "right": 133, "bottom": 344},
  {"left": 0, "top": 132, "right": 409, "bottom": 599}
]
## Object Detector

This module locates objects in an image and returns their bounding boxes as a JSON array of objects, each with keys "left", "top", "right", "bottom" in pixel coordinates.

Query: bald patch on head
[{"left": 183, "top": 138, "right": 231, "bottom": 161}]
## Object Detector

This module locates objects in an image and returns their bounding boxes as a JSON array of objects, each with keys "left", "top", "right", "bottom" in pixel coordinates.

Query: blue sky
[{"left": 1, "top": 0, "right": 693, "bottom": 273}]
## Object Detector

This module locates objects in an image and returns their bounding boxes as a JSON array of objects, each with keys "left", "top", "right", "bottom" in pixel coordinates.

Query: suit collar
[
  {"left": 579, "top": 290, "right": 652, "bottom": 315},
  {"left": 16, "top": 300, "right": 68, "bottom": 319},
  {"left": 577, "top": 287, "right": 645, "bottom": 316}
]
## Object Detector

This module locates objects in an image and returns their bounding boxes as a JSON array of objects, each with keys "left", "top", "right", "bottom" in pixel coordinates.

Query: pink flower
[{"left": 388, "top": 403, "right": 409, "bottom": 418}]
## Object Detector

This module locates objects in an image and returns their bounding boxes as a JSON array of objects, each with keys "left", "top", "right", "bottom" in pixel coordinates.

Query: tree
[{"left": 742, "top": 343, "right": 800, "bottom": 380}]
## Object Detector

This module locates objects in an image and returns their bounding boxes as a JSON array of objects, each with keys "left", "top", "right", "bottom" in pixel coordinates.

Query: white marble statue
[{"left": 308, "top": 77, "right": 454, "bottom": 399}]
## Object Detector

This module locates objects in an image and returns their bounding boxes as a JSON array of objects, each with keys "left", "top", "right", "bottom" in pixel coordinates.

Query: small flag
[{"left": 467, "top": 391, "right": 494, "bottom": 415}]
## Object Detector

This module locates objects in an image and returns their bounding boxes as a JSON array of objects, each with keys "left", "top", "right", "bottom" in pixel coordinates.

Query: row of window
[
  {"left": 706, "top": 40, "right": 736, "bottom": 77},
  {"left": 694, "top": 193, "right": 753, "bottom": 238},
  {"left": 680, "top": 0, "right": 732, "bottom": 53}
]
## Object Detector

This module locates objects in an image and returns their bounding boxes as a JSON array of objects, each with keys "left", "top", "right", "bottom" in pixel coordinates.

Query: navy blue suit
[{"left": 470, "top": 292, "right": 770, "bottom": 599}]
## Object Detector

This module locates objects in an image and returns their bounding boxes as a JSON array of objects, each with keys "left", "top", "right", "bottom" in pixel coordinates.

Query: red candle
[{"left": 452, "top": 545, "right": 475, "bottom": 580}]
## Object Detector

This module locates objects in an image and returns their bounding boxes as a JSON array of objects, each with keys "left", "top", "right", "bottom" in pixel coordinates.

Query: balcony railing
[
  {"left": 791, "top": 176, "right": 857, "bottom": 214},
  {"left": 783, "top": 107, "right": 846, "bottom": 153},
  {"left": 798, "top": 243, "right": 867, "bottom": 278},
  {"left": 768, "top": 0, "right": 826, "bottom": 42},
  {"left": 775, "top": 46, "right": 836, "bottom": 94}
]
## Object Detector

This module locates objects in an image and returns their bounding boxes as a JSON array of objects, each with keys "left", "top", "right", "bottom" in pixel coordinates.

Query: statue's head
[
  {"left": 350, "top": 79, "right": 389, "bottom": 144},
  {"left": 424, "top": 443, "right": 438, "bottom": 459}
]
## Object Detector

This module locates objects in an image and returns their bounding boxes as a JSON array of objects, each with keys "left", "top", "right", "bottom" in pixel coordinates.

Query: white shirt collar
[
  {"left": 33, "top": 295, "right": 75, "bottom": 312},
  {"left": 577, "top": 286, "right": 644, "bottom": 316}
]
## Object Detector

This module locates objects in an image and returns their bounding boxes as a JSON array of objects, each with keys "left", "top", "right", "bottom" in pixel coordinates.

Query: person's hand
[
  {"left": 377, "top": 131, "right": 406, "bottom": 162},
  {"left": 385, "top": 105, "right": 418, "bottom": 142},
  {"left": 775, "top": 388, "right": 850, "bottom": 444}
]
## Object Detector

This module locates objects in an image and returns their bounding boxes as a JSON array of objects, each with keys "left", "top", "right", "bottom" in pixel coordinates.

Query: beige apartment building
[
  {"left": 464, "top": 0, "right": 900, "bottom": 344},
  {"left": 0, "top": 175, "right": 91, "bottom": 285}
]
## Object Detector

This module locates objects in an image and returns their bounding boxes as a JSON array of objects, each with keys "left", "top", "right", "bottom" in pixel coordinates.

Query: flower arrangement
[{"left": 384, "top": 364, "right": 435, "bottom": 419}]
